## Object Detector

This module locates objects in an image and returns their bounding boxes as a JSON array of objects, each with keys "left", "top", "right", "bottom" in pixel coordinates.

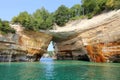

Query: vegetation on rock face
[
  {"left": 33, "top": 7, "right": 54, "bottom": 30},
  {"left": 12, "top": 8, "right": 54, "bottom": 31},
  {"left": 0, "top": 19, "right": 15, "bottom": 34},
  {"left": 54, "top": 5, "right": 70, "bottom": 26},
  {"left": 81, "top": 0, "right": 120, "bottom": 18},
  {"left": 11, "top": 0, "right": 120, "bottom": 30},
  {"left": 70, "top": 4, "right": 82, "bottom": 20}
]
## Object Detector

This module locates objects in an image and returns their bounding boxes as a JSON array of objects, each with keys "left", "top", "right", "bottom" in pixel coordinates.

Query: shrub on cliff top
[
  {"left": 0, "top": 19, "right": 15, "bottom": 34},
  {"left": 12, "top": 8, "right": 54, "bottom": 31},
  {"left": 11, "top": 0, "right": 120, "bottom": 30}
]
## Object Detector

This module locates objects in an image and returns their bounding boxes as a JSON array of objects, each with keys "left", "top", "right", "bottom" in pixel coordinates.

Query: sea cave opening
[{"left": 40, "top": 41, "right": 55, "bottom": 61}]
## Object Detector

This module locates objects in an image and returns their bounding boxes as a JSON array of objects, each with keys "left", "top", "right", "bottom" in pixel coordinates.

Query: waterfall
[
  {"left": 2, "top": 55, "right": 5, "bottom": 62},
  {"left": 9, "top": 54, "right": 12, "bottom": 62},
  {"left": 40, "top": 54, "right": 53, "bottom": 62},
  {"left": 9, "top": 51, "right": 12, "bottom": 62}
]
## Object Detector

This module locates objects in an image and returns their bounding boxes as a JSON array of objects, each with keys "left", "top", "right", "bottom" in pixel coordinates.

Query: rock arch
[
  {"left": 0, "top": 10, "right": 120, "bottom": 62},
  {"left": 49, "top": 10, "right": 120, "bottom": 62}
]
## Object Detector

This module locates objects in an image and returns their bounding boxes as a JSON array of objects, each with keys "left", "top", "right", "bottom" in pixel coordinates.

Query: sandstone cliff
[
  {"left": 0, "top": 25, "right": 52, "bottom": 62},
  {"left": 0, "top": 10, "right": 120, "bottom": 63},
  {"left": 50, "top": 10, "right": 120, "bottom": 62}
]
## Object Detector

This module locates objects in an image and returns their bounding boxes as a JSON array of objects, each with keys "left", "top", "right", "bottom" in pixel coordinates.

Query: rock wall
[
  {"left": 53, "top": 35, "right": 89, "bottom": 61},
  {"left": 80, "top": 19, "right": 120, "bottom": 62},
  {"left": 52, "top": 10, "right": 120, "bottom": 63},
  {"left": 0, "top": 26, "right": 52, "bottom": 62},
  {"left": 1, "top": 10, "right": 120, "bottom": 63},
  {"left": 19, "top": 31, "right": 52, "bottom": 55}
]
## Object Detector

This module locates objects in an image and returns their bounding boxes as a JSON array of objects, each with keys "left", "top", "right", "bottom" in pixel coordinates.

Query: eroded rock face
[
  {"left": 0, "top": 28, "right": 52, "bottom": 62},
  {"left": 53, "top": 35, "right": 89, "bottom": 61},
  {"left": 51, "top": 10, "right": 120, "bottom": 62},
  {"left": 80, "top": 13, "right": 120, "bottom": 62},
  {"left": 1, "top": 10, "right": 120, "bottom": 63},
  {"left": 19, "top": 31, "right": 52, "bottom": 55}
]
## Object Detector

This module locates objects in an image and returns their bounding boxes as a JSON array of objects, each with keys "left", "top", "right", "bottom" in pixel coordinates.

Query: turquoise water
[{"left": 0, "top": 61, "right": 120, "bottom": 80}]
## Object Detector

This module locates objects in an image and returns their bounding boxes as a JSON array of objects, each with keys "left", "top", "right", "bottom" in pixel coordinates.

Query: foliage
[
  {"left": 12, "top": 8, "right": 54, "bottom": 30},
  {"left": 82, "top": 0, "right": 96, "bottom": 15},
  {"left": 33, "top": 7, "right": 54, "bottom": 30},
  {"left": 81, "top": 0, "right": 120, "bottom": 18},
  {"left": 0, "top": 19, "right": 15, "bottom": 34},
  {"left": 54, "top": 5, "right": 70, "bottom": 26},
  {"left": 70, "top": 4, "right": 82, "bottom": 18},
  {"left": 96, "top": 0, "right": 107, "bottom": 11},
  {"left": 11, "top": 0, "right": 120, "bottom": 29},
  {"left": 106, "top": 0, "right": 120, "bottom": 10},
  {"left": 12, "top": 11, "right": 34, "bottom": 30}
]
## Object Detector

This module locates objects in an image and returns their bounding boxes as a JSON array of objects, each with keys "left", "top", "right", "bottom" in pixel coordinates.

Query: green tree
[
  {"left": 96, "top": 0, "right": 107, "bottom": 11},
  {"left": 114, "top": 0, "right": 120, "bottom": 9},
  {"left": 106, "top": 0, "right": 120, "bottom": 9},
  {"left": 0, "top": 20, "right": 15, "bottom": 34},
  {"left": 33, "top": 7, "right": 54, "bottom": 30},
  {"left": 12, "top": 8, "right": 54, "bottom": 30},
  {"left": 0, "top": 19, "right": 2, "bottom": 28},
  {"left": 45, "top": 13, "right": 54, "bottom": 29},
  {"left": 11, "top": 0, "right": 120, "bottom": 29},
  {"left": 82, "top": 0, "right": 96, "bottom": 15},
  {"left": 54, "top": 5, "right": 70, "bottom": 26},
  {"left": 70, "top": 4, "right": 82, "bottom": 18},
  {"left": 12, "top": 11, "right": 34, "bottom": 30},
  {"left": 106, "top": 0, "right": 115, "bottom": 9}
]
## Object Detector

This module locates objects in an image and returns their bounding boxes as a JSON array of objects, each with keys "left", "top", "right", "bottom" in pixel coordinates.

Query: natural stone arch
[
  {"left": 0, "top": 10, "right": 120, "bottom": 62},
  {"left": 47, "top": 10, "right": 120, "bottom": 62}
]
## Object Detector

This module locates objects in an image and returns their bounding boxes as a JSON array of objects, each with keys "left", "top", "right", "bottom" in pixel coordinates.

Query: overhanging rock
[
  {"left": 46, "top": 9, "right": 120, "bottom": 62},
  {"left": 1, "top": 9, "right": 120, "bottom": 62}
]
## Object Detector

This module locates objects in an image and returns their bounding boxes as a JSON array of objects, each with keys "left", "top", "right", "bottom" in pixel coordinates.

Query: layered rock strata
[
  {"left": 51, "top": 10, "right": 120, "bottom": 62},
  {"left": 0, "top": 25, "right": 52, "bottom": 62},
  {"left": 0, "top": 10, "right": 120, "bottom": 63}
]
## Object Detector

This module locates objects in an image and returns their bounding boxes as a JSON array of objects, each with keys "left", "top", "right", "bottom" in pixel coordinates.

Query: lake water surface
[{"left": 0, "top": 60, "right": 120, "bottom": 80}]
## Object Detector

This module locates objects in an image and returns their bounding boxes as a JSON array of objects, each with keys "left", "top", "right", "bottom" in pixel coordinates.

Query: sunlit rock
[
  {"left": 0, "top": 26, "right": 52, "bottom": 62},
  {"left": 50, "top": 9, "right": 120, "bottom": 62},
  {"left": 0, "top": 9, "right": 120, "bottom": 63}
]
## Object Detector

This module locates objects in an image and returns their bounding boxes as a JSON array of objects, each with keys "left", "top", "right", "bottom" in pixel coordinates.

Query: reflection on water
[
  {"left": 0, "top": 61, "right": 120, "bottom": 80},
  {"left": 40, "top": 57, "right": 55, "bottom": 80},
  {"left": 44, "top": 62, "right": 55, "bottom": 80},
  {"left": 40, "top": 57, "right": 53, "bottom": 62}
]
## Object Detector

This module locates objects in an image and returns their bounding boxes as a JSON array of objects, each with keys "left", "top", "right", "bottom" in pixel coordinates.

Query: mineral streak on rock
[
  {"left": 18, "top": 31, "right": 52, "bottom": 55},
  {"left": 0, "top": 10, "right": 120, "bottom": 62},
  {"left": 51, "top": 10, "right": 120, "bottom": 62},
  {"left": 0, "top": 27, "right": 52, "bottom": 62}
]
